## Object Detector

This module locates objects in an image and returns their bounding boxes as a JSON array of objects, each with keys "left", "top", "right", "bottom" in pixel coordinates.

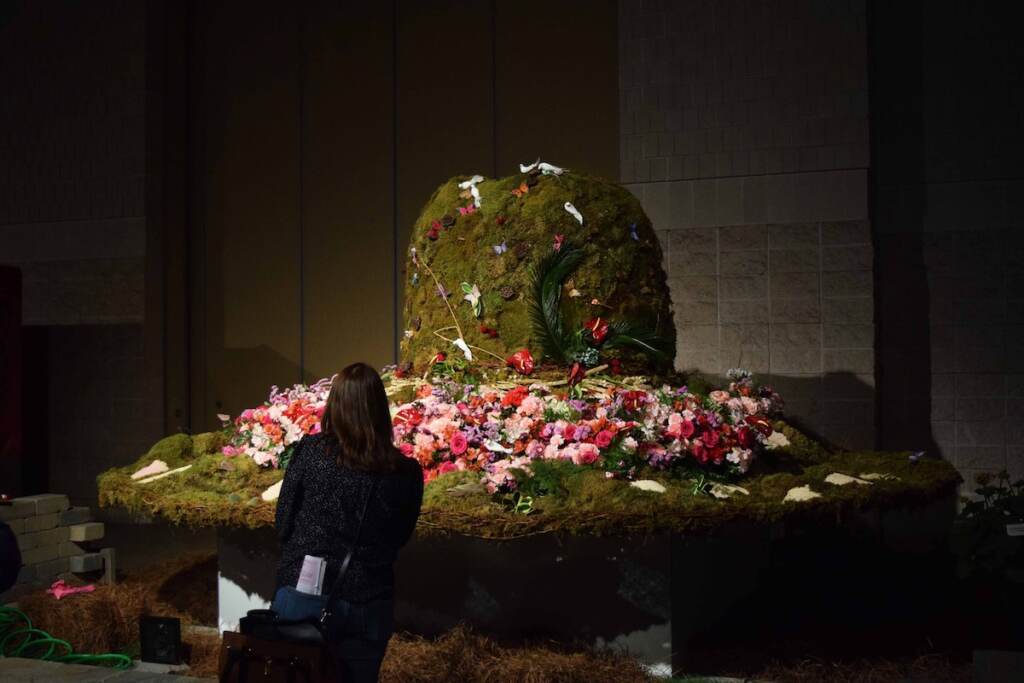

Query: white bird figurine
[
  {"left": 453, "top": 337, "right": 473, "bottom": 361},
  {"left": 538, "top": 162, "right": 565, "bottom": 176},
  {"left": 564, "top": 201, "right": 583, "bottom": 225},
  {"left": 457, "top": 175, "right": 484, "bottom": 189},
  {"left": 520, "top": 158, "right": 540, "bottom": 173}
]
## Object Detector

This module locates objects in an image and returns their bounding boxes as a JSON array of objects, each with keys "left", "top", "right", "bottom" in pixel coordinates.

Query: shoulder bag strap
[{"left": 319, "top": 477, "right": 378, "bottom": 627}]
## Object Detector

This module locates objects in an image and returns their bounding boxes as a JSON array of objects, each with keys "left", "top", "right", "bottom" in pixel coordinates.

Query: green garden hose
[{"left": 0, "top": 605, "right": 133, "bottom": 669}]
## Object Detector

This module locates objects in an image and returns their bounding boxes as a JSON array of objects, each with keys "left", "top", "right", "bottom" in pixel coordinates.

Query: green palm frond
[
  {"left": 604, "top": 319, "right": 673, "bottom": 369},
  {"left": 528, "top": 244, "right": 586, "bottom": 363}
]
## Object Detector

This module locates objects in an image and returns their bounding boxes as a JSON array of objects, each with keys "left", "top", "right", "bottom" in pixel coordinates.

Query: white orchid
[
  {"left": 458, "top": 175, "right": 485, "bottom": 207},
  {"left": 461, "top": 282, "right": 483, "bottom": 318}
]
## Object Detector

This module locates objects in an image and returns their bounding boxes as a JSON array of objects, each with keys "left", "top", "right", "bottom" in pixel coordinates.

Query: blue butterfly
[
  {"left": 493, "top": 241, "right": 508, "bottom": 255},
  {"left": 411, "top": 272, "right": 419, "bottom": 286},
  {"left": 629, "top": 223, "right": 639, "bottom": 241},
  {"left": 909, "top": 451, "right": 926, "bottom": 463}
]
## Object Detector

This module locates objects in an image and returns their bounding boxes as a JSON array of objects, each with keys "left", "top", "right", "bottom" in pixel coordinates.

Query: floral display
[
  {"left": 218, "top": 366, "right": 783, "bottom": 495},
  {"left": 219, "top": 377, "right": 331, "bottom": 468}
]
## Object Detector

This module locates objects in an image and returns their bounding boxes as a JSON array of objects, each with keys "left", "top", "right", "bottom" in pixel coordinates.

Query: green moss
[
  {"left": 100, "top": 427, "right": 961, "bottom": 539},
  {"left": 402, "top": 173, "right": 675, "bottom": 374},
  {"left": 191, "top": 431, "right": 227, "bottom": 458},
  {"left": 145, "top": 434, "right": 194, "bottom": 468}
]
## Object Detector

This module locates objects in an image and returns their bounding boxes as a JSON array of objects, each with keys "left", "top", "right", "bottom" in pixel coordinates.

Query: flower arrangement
[
  {"left": 219, "top": 377, "right": 331, "bottom": 468},
  {"left": 219, "top": 368, "right": 784, "bottom": 493}
]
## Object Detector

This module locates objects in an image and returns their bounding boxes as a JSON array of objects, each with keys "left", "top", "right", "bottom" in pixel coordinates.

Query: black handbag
[{"left": 219, "top": 480, "right": 378, "bottom": 683}]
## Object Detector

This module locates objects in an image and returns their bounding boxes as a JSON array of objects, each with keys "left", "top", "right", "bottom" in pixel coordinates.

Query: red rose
[
  {"left": 595, "top": 429, "right": 614, "bottom": 448},
  {"left": 449, "top": 432, "right": 468, "bottom": 455},
  {"left": 679, "top": 418, "right": 696, "bottom": 439},
  {"left": 702, "top": 429, "right": 720, "bottom": 448},
  {"left": 563, "top": 423, "right": 577, "bottom": 440},
  {"left": 691, "top": 441, "right": 708, "bottom": 464},
  {"left": 507, "top": 349, "right": 535, "bottom": 375},
  {"left": 567, "top": 362, "right": 585, "bottom": 386},
  {"left": 583, "top": 317, "right": 610, "bottom": 344},
  {"left": 737, "top": 427, "right": 755, "bottom": 448},
  {"left": 501, "top": 386, "right": 529, "bottom": 407}
]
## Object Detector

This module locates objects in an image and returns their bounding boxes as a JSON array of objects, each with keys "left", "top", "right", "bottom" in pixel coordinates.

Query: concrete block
[
  {"left": 768, "top": 223, "right": 819, "bottom": 248},
  {"left": 720, "top": 324, "right": 769, "bottom": 351},
  {"left": 35, "top": 557, "right": 70, "bottom": 580},
  {"left": 720, "top": 274, "right": 767, "bottom": 299},
  {"left": 16, "top": 531, "right": 39, "bottom": 552},
  {"left": 675, "top": 300, "right": 718, "bottom": 324},
  {"left": 822, "top": 323, "right": 874, "bottom": 348},
  {"left": 667, "top": 275, "right": 717, "bottom": 302},
  {"left": 59, "top": 541, "right": 86, "bottom": 557},
  {"left": 957, "top": 421, "right": 1006, "bottom": 447},
  {"left": 21, "top": 544, "right": 59, "bottom": 565},
  {"left": 822, "top": 221, "right": 870, "bottom": 245},
  {"left": 17, "top": 494, "right": 69, "bottom": 515},
  {"left": 822, "top": 245, "right": 872, "bottom": 272},
  {"left": 771, "top": 323, "right": 821, "bottom": 347},
  {"left": 677, "top": 325, "right": 719, "bottom": 352},
  {"left": 822, "top": 270, "right": 872, "bottom": 297},
  {"left": 771, "top": 347, "right": 822, "bottom": 373},
  {"left": 822, "top": 297, "right": 873, "bottom": 323},
  {"left": 69, "top": 553, "right": 104, "bottom": 573},
  {"left": 16, "top": 564, "right": 37, "bottom": 585},
  {"left": 0, "top": 499, "right": 36, "bottom": 521},
  {"left": 823, "top": 349, "right": 875, "bottom": 373},
  {"left": 721, "top": 249, "right": 768, "bottom": 275},
  {"left": 68, "top": 522, "right": 105, "bottom": 542},
  {"left": 4, "top": 518, "right": 24, "bottom": 534},
  {"left": 23, "top": 513, "right": 59, "bottom": 533},
  {"left": 669, "top": 248, "right": 718, "bottom": 276},
  {"left": 770, "top": 299, "right": 821, "bottom": 323},
  {"left": 770, "top": 271, "right": 820, "bottom": 299},
  {"left": 718, "top": 224, "right": 767, "bottom": 251},
  {"left": 720, "top": 300, "right": 770, "bottom": 324},
  {"left": 956, "top": 446, "right": 1006, "bottom": 469},
  {"left": 769, "top": 248, "right": 819, "bottom": 273},
  {"left": 59, "top": 506, "right": 93, "bottom": 526},
  {"left": 37, "top": 526, "right": 70, "bottom": 546},
  {"left": 667, "top": 227, "right": 717, "bottom": 255}
]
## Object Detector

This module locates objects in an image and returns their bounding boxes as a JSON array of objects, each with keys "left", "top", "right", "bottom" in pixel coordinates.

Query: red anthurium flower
[
  {"left": 507, "top": 348, "right": 534, "bottom": 375},
  {"left": 622, "top": 390, "right": 646, "bottom": 411},
  {"left": 745, "top": 415, "right": 772, "bottom": 436},
  {"left": 479, "top": 324, "right": 499, "bottom": 338},
  {"left": 583, "top": 317, "right": 610, "bottom": 344},
  {"left": 567, "top": 362, "right": 585, "bottom": 386},
  {"left": 431, "top": 352, "right": 447, "bottom": 364},
  {"left": 393, "top": 407, "right": 423, "bottom": 427},
  {"left": 553, "top": 234, "right": 565, "bottom": 252},
  {"left": 501, "top": 386, "right": 529, "bottom": 407}
]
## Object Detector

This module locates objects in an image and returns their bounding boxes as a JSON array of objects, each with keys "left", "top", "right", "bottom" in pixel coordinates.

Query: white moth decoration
[
  {"left": 131, "top": 459, "right": 169, "bottom": 481},
  {"left": 453, "top": 337, "right": 473, "bottom": 361},
  {"left": 564, "top": 202, "right": 583, "bottom": 225},
  {"left": 630, "top": 479, "right": 667, "bottom": 494},
  {"left": 824, "top": 472, "right": 872, "bottom": 486},
  {"left": 519, "top": 158, "right": 540, "bottom": 173},
  {"left": 458, "top": 175, "right": 485, "bottom": 208},
  {"left": 538, "top": 162, "right": 565, "bottom": 176},
  {"left": 783, "top": 485, "right": 822, "bottom": 503},
  {"left": 483, "top": 439, "right": 513, "bottom": 454}
]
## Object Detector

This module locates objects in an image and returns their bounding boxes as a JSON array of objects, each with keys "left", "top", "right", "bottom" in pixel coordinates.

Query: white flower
[{"left": 764, "top": 431, "right": 791, "bottom": 450}]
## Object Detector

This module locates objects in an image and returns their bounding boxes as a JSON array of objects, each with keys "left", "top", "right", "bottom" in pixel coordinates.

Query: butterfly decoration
[
  {"left": 520, "top": 158, "right": 540, "bottom": 173},
  {"left": 564, "top": 202, "right": 583, "bottom": 225},
  {"left": 511, "top": 181, "right": 530, "bottom": 198},
  {"left": 411, "top": 272, "right": 419, "bottom": 286},
  {"left": 458, "top": 204, "right": 477, "bottom": 216},
  {"left": 410, "top": 247, "right": 419, "bottom": 266},
  {"left": 493, "top": 241, "right": 508, "bottom": 255},
  {"left": 553, "top": 234, "right": 565, "bottom": 252},
  {"left": 461, "top": 282, "right": 483, "bottom": 318},
  {"left": 629, "top": 223, "right": 639, "bottom": 241},
  {"left": 458, "top": 175, "right": 485, "bottom": 207},
  {"left": 909, "top": 451, "right": 926, "bottom": 463}
]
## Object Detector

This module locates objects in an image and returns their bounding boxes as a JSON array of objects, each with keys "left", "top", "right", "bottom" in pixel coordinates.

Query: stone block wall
[
  {"left": 0, "top": 494, "right": 108, "bottom": 601},
  {"left": 620, "top": 0, "right": 873, "bottom": 448}
]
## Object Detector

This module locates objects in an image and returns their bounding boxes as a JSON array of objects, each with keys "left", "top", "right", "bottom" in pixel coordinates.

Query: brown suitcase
[{"left": 218, "top": 630, "right": 337, "bottom": 683}]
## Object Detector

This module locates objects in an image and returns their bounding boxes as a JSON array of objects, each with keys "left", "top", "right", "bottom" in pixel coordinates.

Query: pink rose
[
  {"left": 572, "top": 443, "right": 600, "bottom": 466},
  {"left": 449, "top": 431, "right": 468, "bottom": 455},
  {"left": 709, "top": 390, "right": 731, "bottom": 404},
  {"left": 594, "top": 430, "right": 614, "bottom": 449},
  {"left": 437, "top": 461, "right": 458, "bottom": 475}
]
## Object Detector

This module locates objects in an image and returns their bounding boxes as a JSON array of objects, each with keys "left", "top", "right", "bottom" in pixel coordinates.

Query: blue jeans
[{"left": 271, "top": 586, "right": 393, "bottom": 683}]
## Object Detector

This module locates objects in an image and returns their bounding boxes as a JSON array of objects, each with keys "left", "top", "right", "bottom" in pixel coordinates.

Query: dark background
[{"left": 1, "top": 0, "right": 1022, "bottom": 503}]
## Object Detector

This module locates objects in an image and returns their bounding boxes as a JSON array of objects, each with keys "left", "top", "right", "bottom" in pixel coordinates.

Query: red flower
[
  {"left": 737, "top": 427, "right": 755, "bottom": 448},
  {"left": 496, "top": 215, "right": 507, "bottom": 226},
  {"left": 622, "top": 390, "right": 646, "bottom": 411},
  {"left": 702, "top": 429, "right": 720, "bottom": 448},
  {"left": 679, "top": 418, "right": 695, "bottom": 439},
  {"left": 426, "top": 224, "right": 440, "bottom": 240},
  {"left": 595, "top": 429, "right": 614, "bottom": 448},
  {"left": 431, "top": 352, "right": 446, "bottom": 364},
  {"left": 583, "top": 317, "right": 610, "bottom": 344},
  {"left": 501, "top": 386, "right": 529, "bottom": 407},
  {"left": 553, "top": 234, "right": 565, "bottom": 252},
  {"left": 479, "top": 324, "right": 499, "bottom": 338},
  {"left": 745, "top": 415, "right": 772, "bottom": 436},
  {"left": 393, "top": 407, "right": 423, "bottom": 427},
  {"left": 507, "top": 348, "right": 535, "bottom": 375},
  {"left": 567, "top": 362, "right": 585, "bottom": 386},
  {"left": 563, "top": 423, "right": 577, "bottom": 440},
  {"left": 609, "top": 358, "right": 622, "bottom": 375},
  {"left": 691, "top": 441, "right": 708, "bottom": 464}
]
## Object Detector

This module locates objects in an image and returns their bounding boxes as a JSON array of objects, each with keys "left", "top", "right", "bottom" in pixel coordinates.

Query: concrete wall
[
  {"left": 619, "top": 0, "right": 873, "bottom": 447},
  {"left": 0, "top": 1, "right": 149, "bottom": 501},
  {"left": 872, "top": 1, "right": 1024, "bottom": 483}
]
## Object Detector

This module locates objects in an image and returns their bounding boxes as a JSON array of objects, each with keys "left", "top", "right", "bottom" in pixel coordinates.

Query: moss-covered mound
[
  {"left": 402, "top": 172, "right": 674, "bottom": 373},
  {"left": 98, "top": 425, "right": 961, "bottom": 538}
]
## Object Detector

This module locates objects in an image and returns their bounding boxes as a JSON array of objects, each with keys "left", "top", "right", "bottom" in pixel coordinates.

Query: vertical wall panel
[
  {"left": 192, "top": 0, "right": 302, "bottom": 430},
  {"left": 395, "top": 0, "right": 495, "bottom": 337},
  {"left": 494, "top": 0, "right": 618, "bottom": 180},
  {"left": 302, "top": 0, "right": 396, "bottom": 380}
]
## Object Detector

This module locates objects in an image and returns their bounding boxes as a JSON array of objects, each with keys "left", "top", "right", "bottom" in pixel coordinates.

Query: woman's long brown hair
[{"left": 320, "top": 362, "right": 402, "bottom": 472}]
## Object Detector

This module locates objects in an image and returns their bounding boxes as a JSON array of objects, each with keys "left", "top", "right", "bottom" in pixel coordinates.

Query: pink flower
[
  {"left": 221, "top": 445, "right": 239, "bottom": 457},
  {"left": 594, "top": 430, "right": 614, "bottom": 449},
  {"left": 572, "top": 443, "right": 600, "bottom": 466},
  {"left": 449, "top": 431, "right": 468, "bottom": 455},
  {"left": 709, "top": 390, "right": 731, "bottom": 404}
]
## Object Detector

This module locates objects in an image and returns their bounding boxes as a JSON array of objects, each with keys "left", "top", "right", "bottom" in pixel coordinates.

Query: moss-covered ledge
[{"left": 97, "top": 427, "right": 961, "bottom": 539}]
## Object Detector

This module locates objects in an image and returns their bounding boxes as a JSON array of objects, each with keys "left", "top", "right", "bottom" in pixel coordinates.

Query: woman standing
[{"left": 272, "top": 363, "right": 423, "bottom": 683}]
